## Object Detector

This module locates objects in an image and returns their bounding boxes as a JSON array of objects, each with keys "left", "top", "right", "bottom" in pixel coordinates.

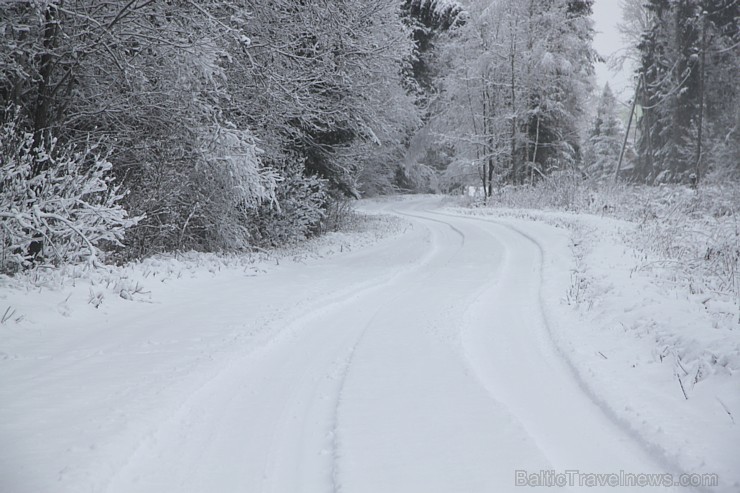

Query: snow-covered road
[{"left": 1, "top": 197, "right": 698, "bottom": 492}]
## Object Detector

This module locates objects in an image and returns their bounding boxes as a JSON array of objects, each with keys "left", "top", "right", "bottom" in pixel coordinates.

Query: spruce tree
[
  {"left": 635, "top": 0, "right": 738, "bottom": 183},
  {"left": 584, "top": 83, "right": 625, "bottom": 180}
]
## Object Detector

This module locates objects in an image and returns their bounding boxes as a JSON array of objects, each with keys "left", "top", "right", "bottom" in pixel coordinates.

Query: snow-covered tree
[
  {"left": 401, "top": 0, "right": 467, "bottom": 109},
  {"left": 1, "top": 0, "right": 420, "bottom": 261},
  {"left": 583, "top": 83, "right": 625, "bottom": 180},
  {"left": 0, "top": 1, "right": 278, "bottom": 257},
  {"left": 612, "top": 0, "right": 656, "bottom": 72},
  {"left": 519, "top": 0, "right": 596, "bottom": 178},
  {"left": 634, "top": 0, "right": 739, "bottom": 184},
  {"left": 224, "top": 0, "right": 418, "bottom": 195},
  {"left": 429, "top": 0, "right": 596, "bottom": 194}
]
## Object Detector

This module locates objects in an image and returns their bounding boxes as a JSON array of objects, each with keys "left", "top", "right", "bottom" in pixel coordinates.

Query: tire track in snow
[
  {"left": 428, "top": 209, "right": 699, "bottom": 492},
  {"left": 326, "top": 210, "right": 480, "bottom": 493},
  {"left": 256, "top": 215, "right": 466, "bottom": 493},
  {"left": 325, "top": 209, "right": 474, "bottom": 493},
  {"left": 102, "top": 219, "right": 448, "bottom": 493},
  {"left": 326, "top": 207, "right": 564, "bottom": 492},
  {"left": 327, "top": 309, "right": 384, "bottom": 493},
  {"left": 393, "top": 208, "right": 467, "bottom": 247}
]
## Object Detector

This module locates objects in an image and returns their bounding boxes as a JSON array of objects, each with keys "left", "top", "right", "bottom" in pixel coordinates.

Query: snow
[
  {"left": 1, "top": 196, "right": 737, "bottom": 492},
  {"left": 449, "top": 204, "right": 739, "bottom": 492}
]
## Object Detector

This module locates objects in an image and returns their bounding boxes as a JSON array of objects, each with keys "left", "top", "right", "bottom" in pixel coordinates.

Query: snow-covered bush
[
  {"left": 490, "top": 170, "right": 590, "bottom": 211},
  {"left": 2, "top": 0, "right": 417, "bottom": 262},
  {"left": 246, "top": 159, "right": 328, "bottom": 247},
  {"left": 118, "top": 125, "right": 278, "bottom": 258},
  {"left": 629, "top": 185, "right": 740, "bottom": 302},
  {"left": 320, "top": 193, "right": 357, "bottom": 234},
  {"left": 0, "top": 112, "right": 137, "bottom": 274},
  {"left": 193, "top": 127, "right": 278, "bottom": 250},
  {"left": 184, "top": 126, "right": 276, "bottom": 252}
]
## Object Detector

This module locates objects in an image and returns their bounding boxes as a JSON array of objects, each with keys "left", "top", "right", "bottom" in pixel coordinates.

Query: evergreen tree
[
  {"left": 583, "top": 83, "right": 625, "bottom": 180},
  {"left": 635, "top": 0, "right": 738, "bottom": 183},
  {"left": 401, "top": 0, "right": 466, "bottom": 109},
  {"left": 700, "top": 0, "right": 740, "bottom": 180},
  {"left": 521, "top": 0, "right": 597, "bottom": 180}
]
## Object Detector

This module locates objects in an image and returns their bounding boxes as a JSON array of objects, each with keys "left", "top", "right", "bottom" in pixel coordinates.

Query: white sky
[{"left": 591, "top": 0, "right": 633, "bottom": 101}]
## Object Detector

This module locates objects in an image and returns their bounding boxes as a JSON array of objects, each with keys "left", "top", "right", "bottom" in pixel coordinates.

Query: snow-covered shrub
[
  {"left": 0, "top": 112, "right": 137, "bottom": 274},
  {"left": 629, "top": 185, "right": 740, "bottom": 302},
  {"left": 246, "top": 159, "right": 328, "bottom": 247},
  {"left": 320, "top": 193, "right": 357, "bottom": 233},
  {"left": 180, "top": 126, "right": 277, "bottom": 251},
  {"left": 535, "top": 171, "right": 589, "bottom": 210},
  {"left": 491, "top": 170, "right": 589, "bottom": 211},
  {"left": 397, "top": 162, "right": 440, "bottom": 194},
  {"left": 120, "top": 125, "right": 277, "bottom": 258}
]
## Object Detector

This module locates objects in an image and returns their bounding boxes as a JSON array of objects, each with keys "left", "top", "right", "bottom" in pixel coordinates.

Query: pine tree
[{"left": 401, "top": 0, "right": 466, "bottom": 109}]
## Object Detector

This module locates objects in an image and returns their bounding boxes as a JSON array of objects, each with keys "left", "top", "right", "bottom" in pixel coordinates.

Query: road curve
[{"left": 1, "top": 197, "right": 690, "bottom": 493}]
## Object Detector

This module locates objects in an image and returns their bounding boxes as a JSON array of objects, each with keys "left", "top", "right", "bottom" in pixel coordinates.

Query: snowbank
[
  {"left": 0, "top": 212, "right": 407, "bottom": 354},
  {"left": 449, "top": 202, "right": 740, "bottom": 491}
]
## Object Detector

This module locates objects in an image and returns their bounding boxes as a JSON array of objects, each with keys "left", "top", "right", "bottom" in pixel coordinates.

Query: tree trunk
[
  {"left": 615, "top": 75, "right": 641, "bottom": 183},
  {"left": 32, "top": 4, "right": 61, "bottom": 168},
  {"left": 531, "top": 113, "right": 540, "bottom": 185},
  {"left": 695, "top": 13, "right": 707, "bottom": 185},
  {"left": 510, "top": 37, "right": 517, "bottom": 185}
]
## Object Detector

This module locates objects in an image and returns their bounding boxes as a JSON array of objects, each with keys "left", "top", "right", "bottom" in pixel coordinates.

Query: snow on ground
[
  {"left": 1, "top": 195, "right": 736, "bottom": 492},
  {"left": 448, "top": 202, "right": 740, "bottom": 492},
  {"left": 0, "top": 212, "right": 409, "bottom": 492},
  {"left": 0, "top": 212, "right": 406, "bottom": 336}
]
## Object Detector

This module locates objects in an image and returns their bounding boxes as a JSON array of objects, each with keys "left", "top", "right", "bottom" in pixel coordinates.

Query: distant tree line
[
  {"left": 420, "top": 0, "right": 597, "bottom": 195},
  {"left": 408, "top": 0, "right": 738, "bottom": 192}
]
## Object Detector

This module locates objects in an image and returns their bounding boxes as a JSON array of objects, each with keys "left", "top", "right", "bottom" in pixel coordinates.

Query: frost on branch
[
  {"left": 183, "top": 125, "right": 278, "bottom": 251},
  {"left": 246, "top": 156, "right": 328, "bottom": 247},
  {"left": 0, "top": 111, "right": 138, "bottom": 274}
]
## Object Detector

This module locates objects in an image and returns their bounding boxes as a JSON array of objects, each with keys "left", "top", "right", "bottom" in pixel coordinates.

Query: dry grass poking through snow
[
  {"left": 464, "top": 174, "right": 740, "bottom": 323},
  {"left": 0, "top": 212, "right": 408, "bottom": 324}
]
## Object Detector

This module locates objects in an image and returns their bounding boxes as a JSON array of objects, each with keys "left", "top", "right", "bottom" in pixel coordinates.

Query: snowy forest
[
  {"left": 2, "top": 2, "right": 740, "bottom": 491},
  {"left": 1, "top": 0, "right": 738, "bottom": 272}
]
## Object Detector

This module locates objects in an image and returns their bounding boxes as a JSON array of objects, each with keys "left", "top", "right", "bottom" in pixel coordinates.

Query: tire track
[{"left": 427, "top": 208, "right": 697, "bottom": 492}]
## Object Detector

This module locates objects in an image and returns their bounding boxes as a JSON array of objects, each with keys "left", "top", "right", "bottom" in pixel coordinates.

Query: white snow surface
[{"left": 1, "top": 196, "right": 737, "bottom": 492}]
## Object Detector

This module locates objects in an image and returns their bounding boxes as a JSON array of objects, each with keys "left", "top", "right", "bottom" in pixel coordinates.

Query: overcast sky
[{"left": 591, "top": 0, "right": 633, "bottom": 101}]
